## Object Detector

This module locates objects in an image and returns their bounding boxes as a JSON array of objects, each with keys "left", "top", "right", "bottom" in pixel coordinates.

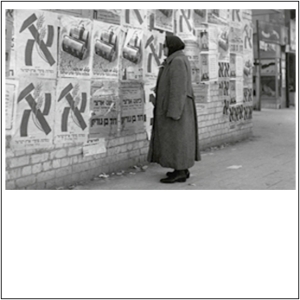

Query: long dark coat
[{"left": 147, "top": 50, "right": 201, "bottom": 170}]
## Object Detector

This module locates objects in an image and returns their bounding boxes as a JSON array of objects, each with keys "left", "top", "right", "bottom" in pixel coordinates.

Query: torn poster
[
  {"left": 58, "top": 15, "right": 92, "bottom": 78},
  {"left": 92, "top": 20, "right": 121, "bottom": 79},
  {"left": 120, "top": 28, "right": 143, "bottom": 81},
  {"left": 229, "top": 10, "right": 243, "bottom": 54},
  {"left": 83, "top": 138, "right": 107, "bottom": 157},
  {"left": 120, "top": 81, "right": 145, "bottom": 135},
  {"left": 93, "top": 9, "right": 121, "bottom": 25},
  {"left": 54, "top": 78, "right": 90, "bottom": 145},
  {"left": 90, "top": 80, "right": 119, "bottom": 138},
  {"left": 15, "top": 9, "right": 58, "bottom": 79},
  {"left": 153, "top": 9, "right": 174, "bottom": 32},
  {"left": 143, "top": 30, "right": 165, "bottom": 84},
  {"left": 11, "top": 78, "right": 56, "bottom": 149}
]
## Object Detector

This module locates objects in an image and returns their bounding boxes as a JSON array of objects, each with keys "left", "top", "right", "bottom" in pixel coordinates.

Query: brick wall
[{"left": 6, "top": 132, "right": 149, "bottom": 190}]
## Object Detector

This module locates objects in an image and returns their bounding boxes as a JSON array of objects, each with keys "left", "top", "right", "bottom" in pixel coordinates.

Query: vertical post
[{"left": 256, "top": 20, "right": 261, "bottom": 111}]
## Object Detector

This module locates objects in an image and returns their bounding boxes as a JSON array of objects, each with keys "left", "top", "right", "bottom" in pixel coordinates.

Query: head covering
[{"left": 165, "top": 35, "right": 185, "bottom": 56}]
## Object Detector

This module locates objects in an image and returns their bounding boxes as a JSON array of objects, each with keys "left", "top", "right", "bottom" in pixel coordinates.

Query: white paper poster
[
  {"left": 92, "top": 20, "right": 121, "bottom": 79},
  {"left": 176, "top": 9, "right": 196, "bottom": 40},
  {"left": 143, "top": 30, "right": 165, "bottom": 84},
  {"left": 218, "top": 25, "right": 230, "bottom": 61},
  {"left": 153, "top": 9, "right": 174, "bottom": 32},
  {"left": 93, "top": 9, "right": 121, "bottom": 25},
  {"left": 90, "top": 80, "right": 119, "bottom": 138},
  {"left": 6, "top": 79, "right": 18, "bottom": 132},
  {"left": 193, "top": 9, "right": 207, "bottom": 28},
  {"left": 197, "top": 24, "right": 218, "bottom": 52},
  {"left": 12, "top": 78, "right": 56, "bottom": 149},
  {"left": 183, "top": 39, "right": 200, "bottom": 84},
  {"left": 58, "top": 15, "right": 92, "bottom": 78},
  {"left": 54, "top": 78, "right": 90, "bottom": 145},
  {"left": 120, "top": 28, "right": 143, "bottom": 81},
  {"left": 15, "top": 10, "right": 58, "bottom": 78},
  {"left": 120, "top": 82, "right": 144, "bottom": 135},
  {"left": 122, "top": 9, "right": 147, "bottom": 29}
]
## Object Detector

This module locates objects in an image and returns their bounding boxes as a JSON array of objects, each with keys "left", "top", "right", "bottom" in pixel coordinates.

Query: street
[{"left": 73, "top": 107, "right": 296, "bottom": 190}]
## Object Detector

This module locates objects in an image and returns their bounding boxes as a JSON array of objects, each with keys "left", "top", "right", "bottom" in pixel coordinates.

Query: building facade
[{"left": 5, "top": 9, "right": 253, "bottom": 189}]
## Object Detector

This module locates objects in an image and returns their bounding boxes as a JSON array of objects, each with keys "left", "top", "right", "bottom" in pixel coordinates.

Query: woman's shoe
[
  {"left": 166, "top": 169, "right": 190, "bottom": 178},
  {"left": 160, "top": 170, "right": 187, "bottom": 183}
]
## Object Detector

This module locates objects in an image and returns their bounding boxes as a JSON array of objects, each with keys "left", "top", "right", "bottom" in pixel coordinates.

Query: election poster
[
  {"left": 54, "top": 78, "right": 90, "bottom": 145},
  {"left": 92, "top": 20, "right": 121, "bottom": 79},
  {"left": 207, "top": 9, "right": 229, "bottom": 26},
  {"left": 15, "top": 10, "right": 58, "bottom": 79},
  {"left": 6, "top": 79, "right": 18, "bottom": 133},
  {"left": 93, "top": 9, "right": 121, "bottom": 25},
  {"left": 197, "top": 24, "right": 218, "bottom": 52},
  {"left": 122, "top": 9, "right": 147, "bottom": 30},
  {"left": 58, "top": 15, "right": 92, "bottom": 78},
  {"left": 143, "top": 30, "right": 165, "bottom": 84},
  {"left": 242, "top": 10, "right": 253, "bottom": 53},
  {"left": 193, "top": 83, "right": 210, "bottom": 103},
  {"left": 230, "top": 54, "right": 236, "bottom": 78},
  {"left": 193, "top": 9, "right": 207, "bottom": 28},
  {"left": 218, "top": 25, "right": 230, "bottom": 61},
  {"left": 200, "top": 53, "right": 218, "bottom": 82},
  {"left": 120, "top": 28, "right": 143, "bottom": 81},
  {"left": 200, "top": 54, "right": 209, "bottom": 82},
  {"left": 176, "top": 9, "right": 196, "bottom": 40},
  {"left": 243, "top": 51, "right": 253, "bottom": 86},
  {"left": 229, "top": 26, "right": 243, "bottom": 54},
  {"left": 183, "top": 39, "right": 200, "bottom": 84},
  {"left": 153, "top": 9, "right": 174, "bottom": 32},
  {"left": 90, "top": 80, "right": 119, "bottom": 138},
  {"left": 11, "top": 78, "right": 56, "bottom": 149},
  {"left": 230, "top": 80, "right": 236, "bottom": 104},
  {"left": 120, "top": 82, "right": 145, "bottom": 135}
]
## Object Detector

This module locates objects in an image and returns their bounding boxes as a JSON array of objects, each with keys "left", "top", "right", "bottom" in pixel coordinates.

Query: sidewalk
[{"left": 74, "top": 108, "right": 296, "bottom": 190}]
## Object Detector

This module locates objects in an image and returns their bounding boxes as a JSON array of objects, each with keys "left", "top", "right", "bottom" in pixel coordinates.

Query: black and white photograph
[{"left": 2, "top": 1, "right": 298, "bottom": 299}]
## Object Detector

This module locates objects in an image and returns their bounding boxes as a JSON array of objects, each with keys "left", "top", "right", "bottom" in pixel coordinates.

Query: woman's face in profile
[{"left": 163, "top": 43, "right": 169, "bottom": 57}]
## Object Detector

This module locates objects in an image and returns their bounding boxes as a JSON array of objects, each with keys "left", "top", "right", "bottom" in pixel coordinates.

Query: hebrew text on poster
[
  {"left": 120, "top": 82, "right": 145, "bottom": 135},
  {"left": 11, "top": 78, "right": 56, "bottom": 149},
  {"left": 90, "top": 80, "right": 119, "bottom": 138},
  {"left": 54, "top": 78, "right": 90, "bottom": 145},
  {"left": 15, "top": 10, "right": 58, "bottom": 78}
]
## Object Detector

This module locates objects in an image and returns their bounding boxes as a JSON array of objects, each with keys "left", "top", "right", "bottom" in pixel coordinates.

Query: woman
[{"left": 148, "top": 35, "right": 201, "bottom": 183}]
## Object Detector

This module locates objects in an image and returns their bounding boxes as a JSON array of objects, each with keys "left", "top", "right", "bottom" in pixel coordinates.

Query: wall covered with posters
[{"left": 5, "top": 9, "right": 253, "bottom": 189}]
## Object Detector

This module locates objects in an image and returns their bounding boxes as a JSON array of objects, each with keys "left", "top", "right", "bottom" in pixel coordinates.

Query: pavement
[{"left": 74, "top": 107, "right": 297, "bottom": 190}]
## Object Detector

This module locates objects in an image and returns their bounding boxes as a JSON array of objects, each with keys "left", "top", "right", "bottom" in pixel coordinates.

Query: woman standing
[{"left": 148, "top": 35, "right": 201, "bottom": 184}]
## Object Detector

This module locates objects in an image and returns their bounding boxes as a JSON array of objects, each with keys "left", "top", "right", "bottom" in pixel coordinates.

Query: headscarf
[{"left": 165, "top": 35, "right": 185, "bottom": 57}]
